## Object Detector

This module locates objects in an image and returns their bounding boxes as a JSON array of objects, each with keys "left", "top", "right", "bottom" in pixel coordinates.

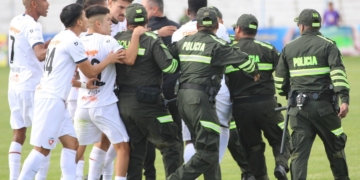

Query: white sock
[
  {"left": 219, "top": 127, "right": 230, "bottom": 163},
  {"left": 103, "top": 145, "right": 116, "bottom": 180},
  {"left": 9, "top": 142, "right": 22, "bottom": 180},
  {"left": 34, "top": 152, "right": 51, "bottom": 180},
  {"left": 184, "top": 143, "right": 196, "bottom": 163},
  {"left": 18, "top": 149, "right": 46, "bottom": 180},
  {"left": 115, "top": 176, "right": 127, "bottom": 180},
  {"left": 89, "top": 147, "right": 106, "bottom": 180},
  {"left": 76, "top": 160, "right": 84, "bottom": 180},
  {"left": 60, "top": 148, "right": 77, "bottom": 179}
]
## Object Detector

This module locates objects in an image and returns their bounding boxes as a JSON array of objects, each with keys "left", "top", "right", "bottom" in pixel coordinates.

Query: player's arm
[
  {"left": 153, "top": 39, "right": 179, "bottom": 74},
  {"left": 274, "top": 51, "right": 290, "bottom": 97},
  {"left": 155, "top": 26, "right": 177, "bottom": 37},
  {"left": 27, "top": 23, "right": 47, "bottom": 61},
  {"left": 121, "top": 26, "right": 148, "bottom": 65}
]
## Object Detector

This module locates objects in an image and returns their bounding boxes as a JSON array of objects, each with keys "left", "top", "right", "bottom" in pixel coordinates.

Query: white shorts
[
  {"left": 182, "top": 120, "right": 192, "bottom": 141},
  {"left": 67, "top": 100, "right": 77, "bottom": 120},
  {"left": 30, "top": 98, "right": 77, "bottom": 150},
  {"left": 8, "top": 90, "right": 34, "bottom": 129},
  {"left": 215, "top": 92, "right": 232, "bottom": 127},
  {"left": 74, "top": 103, "right": 129, "bottom": 146}
]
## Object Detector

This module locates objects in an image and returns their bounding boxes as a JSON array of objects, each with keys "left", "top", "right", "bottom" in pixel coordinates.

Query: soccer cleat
[{"left": 274, "top": 165, "right": 288, "bottom": 180}]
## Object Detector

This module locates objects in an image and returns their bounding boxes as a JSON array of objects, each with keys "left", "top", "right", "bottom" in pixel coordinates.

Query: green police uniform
[
  {"left": 167, "top": 7, "right": 258, "bottom": 180},
  {"left": 275, "top": 9, "right": 350, "bottom": 180},
  {"left": 114, "top": 4, "right": 182, "bottom": 180},
  {"left": 227, "top": 14, "right": 290, "bottom": 180}
]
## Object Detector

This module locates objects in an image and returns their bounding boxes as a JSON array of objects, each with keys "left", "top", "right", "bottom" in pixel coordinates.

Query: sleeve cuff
[
  {"left": 75, "top": 58, "right": 88, "bottom": 64},
  {"left": 340, "top": 96, "right": 349, "bottom": 105},
  {"left": 32, "top": 42, "right": 44, "bottom": 49}
]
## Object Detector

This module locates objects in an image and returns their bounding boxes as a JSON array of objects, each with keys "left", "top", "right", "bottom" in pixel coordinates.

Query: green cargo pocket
[
  {"left": 186, "top": 97, "right": 200, "bottom": 105},
  {"left": 334, "top": 133, "right": 347, "bottom": 152},
  {"left": 317, "top": 104, "right": 335, "bottom": 117},
  {"left": 195, "top": 121, "right": 220, "bottom": 152},
  {"left": 157, "top": 115, "right": 179, "bottom": 141}
]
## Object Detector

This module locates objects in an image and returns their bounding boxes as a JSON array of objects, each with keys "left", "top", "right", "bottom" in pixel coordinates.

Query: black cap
[
  {"left": 232, "top": 14, "right": 258, "bottom": 29},
  {"left": 294, "top": 9, "right": 321, "bottom": 27},
  {"left": 125, "top": 3, "right": 147, "bottom": 25},
  {"left": 209, "top": 6, "right": 222, "bottom": 19},
  {"left": 196, "top": 7, "right": 218, "bottom": 27}
]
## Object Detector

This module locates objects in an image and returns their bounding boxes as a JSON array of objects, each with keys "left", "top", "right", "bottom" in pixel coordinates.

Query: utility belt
[
  {"left": 179, "top": 82, "right": 220, "bottom": 103},
  {"left": 232, "top": 95, "right": 275, "bottom": 105},
  {"left": 288, "top": 91, "right": 339, "bottom": 112}
]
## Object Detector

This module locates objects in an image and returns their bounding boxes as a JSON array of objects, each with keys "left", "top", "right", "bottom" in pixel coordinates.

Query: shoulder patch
[
  {"left": 210, "top": 35, "right": 226, "bottom": 45},
  {"left": 145, "top": 32, "right": 158, "bottom": 40},
  {"left": 316, "top": 35, "right": 336, "bottom": 44},
  {"left": 254, "top": 40, "right": 273, "bottom": 50}
]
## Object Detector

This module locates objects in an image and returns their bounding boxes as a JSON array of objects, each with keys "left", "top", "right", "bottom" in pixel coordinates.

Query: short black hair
[
  {"left": 60, "top": 3, "right": 84, "bottom": 28},
  {"left": 85, "top": 5, "right": 110, "bottom": 19},
  {"left": 240, "top": 22, "right": 258, "bottom": 36},
  {"left": 188, "top": 0, "right": 207, "bottom": 15},
  {"left": 76, "top": 0, "right": 84, "bottom": 4},
  {"left": 148, "top": 0, "right": 164, "bottom": 12},
  {"left": 84, "top": 0, "right": 106, "bottom": 9}
]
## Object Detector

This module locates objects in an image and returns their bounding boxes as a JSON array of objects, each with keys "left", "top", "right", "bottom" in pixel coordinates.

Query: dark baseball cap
[
  {"left": 232, "top": 14, "right": 258, "bottom": 29},
  {"left": 209, "top": 6, "right": 222, "bottom": 19},
  {"left": 294, "top": 9, "right": 321, "bottom": 27},
  {"left": 125, "top": 3, "right": 147, "bottom": 25},
  {"left": 196, "top": 7, "right": 218, "bottom": 27}
]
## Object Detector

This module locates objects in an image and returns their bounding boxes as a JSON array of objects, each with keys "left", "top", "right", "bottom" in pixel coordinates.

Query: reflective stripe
[
  {"left": 317, "top": 35, "right": 333, "bottom": 44},
  {"left": 330, "top": 69, "right": 347, "bottom": 77},
  {"left": 249, "top": 24, "right": 257, "bottom": 29},
  {"left": 290, "top": 67, "right": 330, "bottom": 77},
  {"left": 254, "top": 40, "right": 273, "bottom": 49},
  {"left": 238, "top": 59, "right": 252, "bottom": 69},
  {"left": 230, "top": 121, "right": 236, "bottom": 130},
  {"left": 160, "top": 44, "right": 168, "bottom": 49},
  {"left": 157, "top": 115, "right": 173, "bottom": 123},
  {"left": 331, "top": 76, "right": 349, "bottom": 83},
  {"left": 136, "top": 9, "right": 142, "bottom": 13},
  {"left": 243, "top": 62, "right": 255, "bottom": 73},
  {"left": 257, "top": 63, "right": 273, "bottom": 70},
  {"left": 134, "top": 17, "right": 144, "bottom": 22},
  {"left": 312, "top": 22, "right": 320, "bottom": 27},
  {"left": 138, "top": 48, "right": 145, "bottom": 55},
  {"left": 203, "top": 21, "right": 212, "bottom": 25},
  {"left": 163, "top": 59, "right": 178, "bottom": 73},
  {"left": 210, "top": 35, "right": 226, "bottom": 45},
  {"left": 333, "top": 82, "right": 350, "bottom": 89},
  {"left": 278, "top": 89, "right": 283, "bottom": 93},
  {"left": 225, "top": 66, "right": 239, "bottom": 74},
  {"left": 331, "top": 127, "right": 343, "bottom": 136},
  {"left": 274, "top": 76, "right": 284, "bottom": 82},
  {"left": 145, "top": 32, "right": 157, "bottom": 39},
  {"left": 275, "top": 84, "right": 282, "bottom": 89},
  {"left": 179, "top": 54, "right": 211, "bottom": 64},
  {"left": 278, "top": 122, "right": 285, "bottom": 130},
  {"left": 200, "top": 121, "right": 220, "bottom": 133}
]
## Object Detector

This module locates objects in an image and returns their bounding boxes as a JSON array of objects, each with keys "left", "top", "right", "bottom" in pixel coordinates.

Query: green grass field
[{"left": 0, "top": 57, "right": 359, "bottom": 179}]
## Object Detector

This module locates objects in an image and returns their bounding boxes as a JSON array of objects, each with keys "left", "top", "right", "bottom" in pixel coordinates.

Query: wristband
[{"left": 81, "top": 82, "right": 86, "bottom": 89}]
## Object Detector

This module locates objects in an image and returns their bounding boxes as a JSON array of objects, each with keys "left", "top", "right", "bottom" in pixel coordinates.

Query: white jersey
[
  {"left": 8, "top": 14, "right": 44, "bottom": 91},
  {"left": 36, "top": 30, "right": 88, "bottom": 100},
  {"left": 172, "top": 20, "right": 230, "bottom": 43},
  {"left": 78, "top": 33, "right": 123, "bottom": 108},
  {"left": 111, "top": 19, "right": 127, "bottom": 37}
]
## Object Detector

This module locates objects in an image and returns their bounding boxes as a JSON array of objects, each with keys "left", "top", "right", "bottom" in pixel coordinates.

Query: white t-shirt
[
  {"left": 111, "top": 19, "right": 127, "bottom": 37},
  {"left": 8, "top": 14, "right": 44, "bottom": 91},
  {"left": 78, "top": 33, "right": 123, "bottom": 108},
  {"left": 171, "top": 20, "right": 231, "bottom": 95},
  {"left": 36, "top": 30, "right": 88, "bottom": 100}
]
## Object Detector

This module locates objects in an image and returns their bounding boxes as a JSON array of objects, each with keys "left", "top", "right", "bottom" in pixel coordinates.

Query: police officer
[
  {"left": 167, "top": 7, "right": 259, "bottom": 180},
  {"left": 275, "top": 9, "right": 350, "bottom": 180},
  {"left": 114, "top": 3, "right": 182, "bottom": 180},
  {"left": 228, "top": 14, "right": 290, "bottom": 180}
]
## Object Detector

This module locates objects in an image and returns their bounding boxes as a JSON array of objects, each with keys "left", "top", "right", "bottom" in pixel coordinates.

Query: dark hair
[
  {"left": 85, "top": 5, "right": 110, "bottom": 19},
  {"left": 188, "top": 0, "right": 207, "bottom": 15},
  {"left": 111, "top": 0, "right": 134, "bottom": 3},
  {"left": 148, "top": 0, "right": 164, "bottom": 12},
  {"left": 60, "top": 3, "right": 84, "bottom": 28},
  {"left": 75, "top": 0, "right": 84, "bottom": 4},
  {"left": 83, "top": 0, "right": 106, "bottom": 9},
  {"left": 240, "top": 22, "right": 258, "bottom": 36}
]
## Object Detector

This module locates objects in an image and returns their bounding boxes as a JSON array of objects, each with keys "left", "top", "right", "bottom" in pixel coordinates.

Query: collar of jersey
[{"left": 302, "top": 29, "right": 322, "bottom": 36}]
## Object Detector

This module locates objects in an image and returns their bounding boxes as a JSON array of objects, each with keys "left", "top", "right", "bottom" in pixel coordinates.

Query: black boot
[{"left": 274, "top": 165, "right": 288, "bottom": 180}]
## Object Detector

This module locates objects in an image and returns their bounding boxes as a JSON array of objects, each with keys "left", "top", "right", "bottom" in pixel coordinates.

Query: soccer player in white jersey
[
  {"left": 18, "top": 3, "right": 125, "bottom": 179},
  {"left": 171, "top": 0, "right": 232, "bottom": 164},
  {"left": 74, "top": 5, "right": 147, "bottom": 180},
  {"left": 108, "top": 0, "right": 133, "bottom": 36},
  {"left": 7, "top": 0, "right": 51, "bottom": 179}
]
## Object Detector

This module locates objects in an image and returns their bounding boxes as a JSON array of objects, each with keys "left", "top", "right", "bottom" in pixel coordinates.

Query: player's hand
[
  {"left": 254, "top": 73, "right": 260, "bottom": 82},
  {"left": 106, "top": 51, "right": 123, "bottom": 64},
  {"left": 86, "top": 78, "right": 100, "bottom": 89},
  {"left": 133, "top": 26, "right": 149, "bottom": 37},
  {"left": 157, "top": 26, "right": 177, "bottom": 37},
  {"left": 338, "top": 103, "right": 349, "bottom": 119}
]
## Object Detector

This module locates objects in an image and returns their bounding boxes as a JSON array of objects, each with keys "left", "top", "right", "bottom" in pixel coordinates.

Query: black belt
[
  {"left": 303, "top": 92, "right": 333, "bottom": 101},
  {"left": 232, "top": 95, "right": 275, "bottom": 104},
  {"left": 118, "top": 85, "right": 160, "bottom": 93},
  {"left": 179, "top": 83, "right": 208, "bottom": 92}
]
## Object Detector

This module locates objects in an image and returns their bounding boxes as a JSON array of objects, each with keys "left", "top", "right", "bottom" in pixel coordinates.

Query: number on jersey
[
  {"left": 10, "top": 35, "right": 15, "bottom": 64},
  {"left": 44, "top": 48, "right": 56, "bottom": 75},
  {"left": 91, "top": 58, "right": 105, "bottom": 86}
]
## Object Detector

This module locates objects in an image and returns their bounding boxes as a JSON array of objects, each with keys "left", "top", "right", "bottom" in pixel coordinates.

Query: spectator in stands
[{"left": 323, "top": 2, "right": 341, "bottom": 26}]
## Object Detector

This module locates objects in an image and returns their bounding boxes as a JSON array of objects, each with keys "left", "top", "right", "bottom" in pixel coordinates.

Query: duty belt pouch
[{"left": 136, "top": 87, "right": 161, "bottom": 104}]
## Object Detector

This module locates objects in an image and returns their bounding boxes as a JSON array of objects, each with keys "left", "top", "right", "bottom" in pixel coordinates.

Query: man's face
[
  {"left": 99, "top": 14, "right": 112, "bottom": 35},
  {"left": 142, "top": 0, "right": 154, "bottom": 19},
  {"left": 78, "top": 11, "right": 88, "bottom": 32},
  {"left": 234, "top": 26, "right": 241, "bottom": 40},
  {"left": 34, "top": 0, "right": 50, "bottom": 17},
  {"left": 108, "top": 0, "right": 130, "bottom": 22}
]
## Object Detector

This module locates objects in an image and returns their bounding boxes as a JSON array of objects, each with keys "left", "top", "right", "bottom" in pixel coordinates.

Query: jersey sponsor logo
[
  {"left": 48, "top": 137, "right": 55, "bottom": 145},
  {"left": 182, "top": 30, "right": 197, "bottom": 36},
  {"left": 249, "top": 55, "right": 260, "bottom": 63},
  {"left": 10, "top": 27, "right": 20, "bottom": 34},
  {"left": 81, "top": 95, "right": 98, "bottom": 102},
  {"left": 293, "top": 56, "right": 318, "bottom": 67},
  {"left": 85, "top": 50, "right": 99, "bottom": 56},
  {"left": 117, "top": 40, "right": 130, "bottom": 49},
  {"left": 182, "top": 42, "right": 205, "bottom": 52},
  {"left": 49, "top": 40, "right": 61, "bottom": 46}
]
